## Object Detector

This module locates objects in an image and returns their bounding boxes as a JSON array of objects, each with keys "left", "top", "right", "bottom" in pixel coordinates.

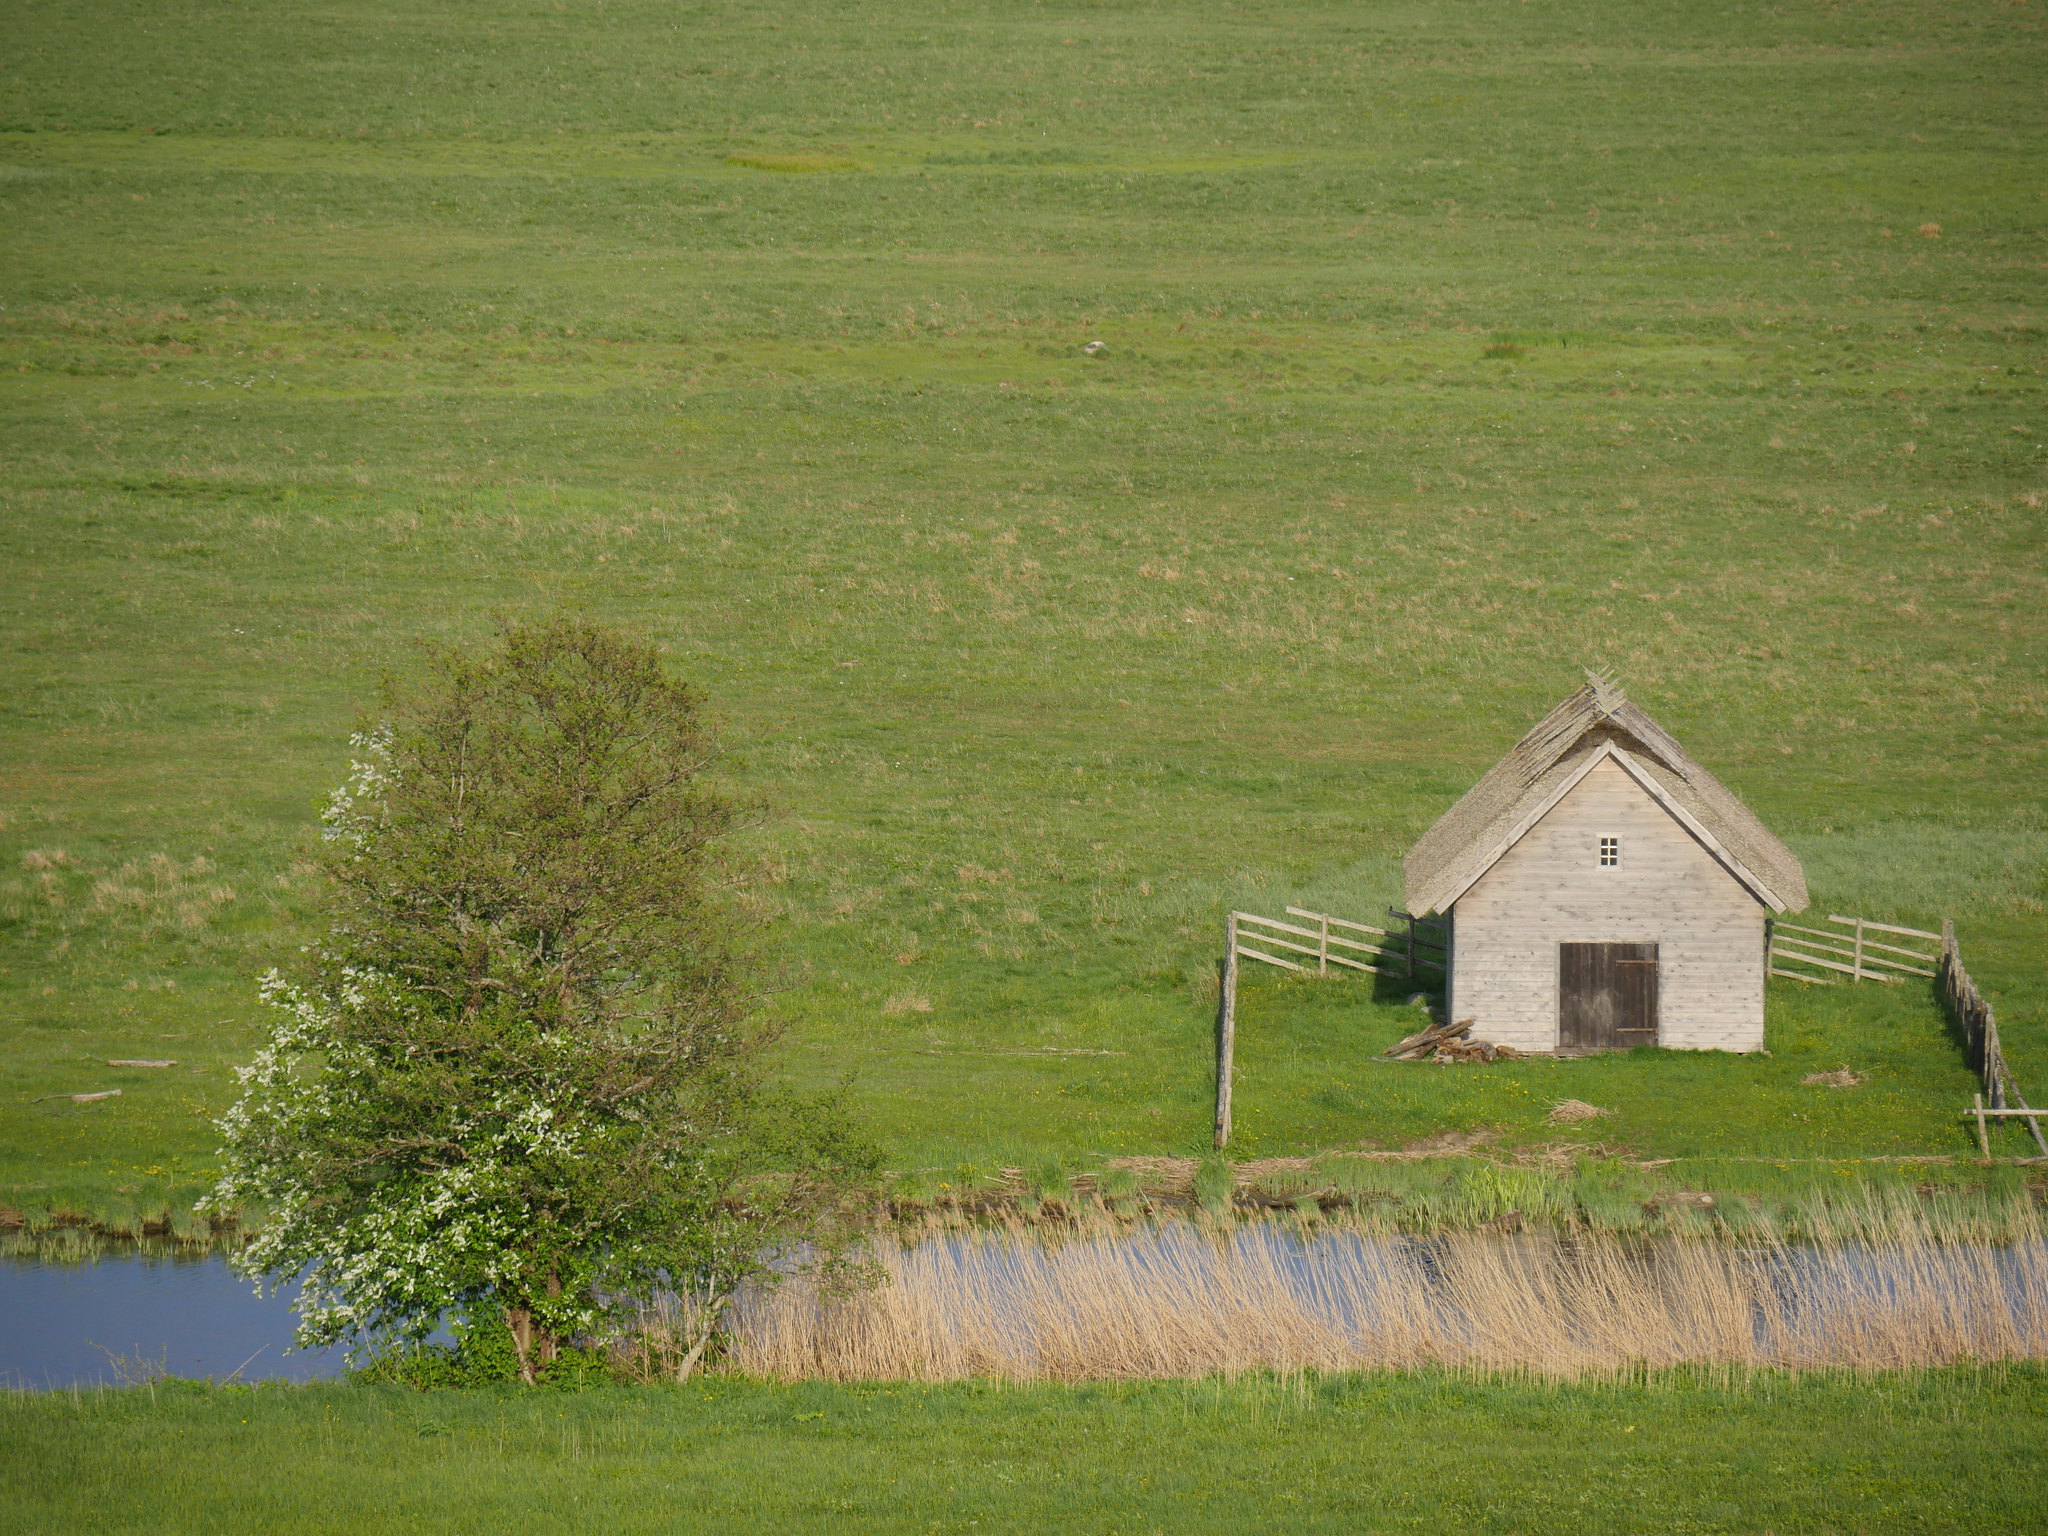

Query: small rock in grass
[
  {"left": 1081, "top": 340, "right": 1107, "bottom": 356},
  {"left": 1548, "top": 1099, "right": 1611, "bottom": 1124}
]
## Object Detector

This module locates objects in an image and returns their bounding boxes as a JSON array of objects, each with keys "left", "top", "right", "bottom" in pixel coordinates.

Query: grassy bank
[
  {"left": 10, "top": 1147, "right": 2043, "bottom": 1260},
  {"left": 893, "top": 1150, "right": 2048, "bottom": 1240},
  {"left": 6, "top": 1369, "right": 2045, "bottom": 1534},
  {"left": 3, "top": 0, "right": 2045, "bottom": 1224}
]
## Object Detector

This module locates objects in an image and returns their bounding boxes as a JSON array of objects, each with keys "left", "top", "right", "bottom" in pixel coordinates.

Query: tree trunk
[
  {"left": 504, "top": 1305, "right": 537, "bottom": 1386},
  {"left": 536, "top": 1269, "right": 562, "bottom": 1368},
  {"left": 674, "top": 1292, "right": 731, "bottom": 1384}
]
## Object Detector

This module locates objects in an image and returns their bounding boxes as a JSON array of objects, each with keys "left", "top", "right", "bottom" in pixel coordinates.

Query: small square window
[{"left": 1598, "top": 837, "right": 1620, "bottom": 867}]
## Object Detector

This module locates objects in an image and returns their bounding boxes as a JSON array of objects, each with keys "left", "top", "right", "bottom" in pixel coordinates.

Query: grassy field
[
  {"left": 2, "top": 0, "right": 2046, "bottom": 1228},
  {"left": 6, "top": 1369, "right": 2047, "bottom": 1535}
]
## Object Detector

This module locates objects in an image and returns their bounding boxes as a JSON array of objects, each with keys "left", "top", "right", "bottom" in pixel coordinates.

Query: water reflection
[
  {"left": 733, "top": 1224, "right": 2048, "bottom": 1379},
  {"left": 12, "top": 1227, "right": 2045, "bottom": 1389},
  {"left": 0, "top": 1255, "right": 349, "bottom": 1389}
]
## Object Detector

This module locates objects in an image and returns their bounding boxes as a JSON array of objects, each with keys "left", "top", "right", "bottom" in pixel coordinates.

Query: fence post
[
  {"left": 1214, "top": 913, "right": 1237, "bottom": 1150},
  {"left": 1851, "top": 918, "right": 1866, "bottom": 982},
  {"left": 1942, "top": 918, "right": 1967, "bottom": 1066},
  {"left": 1317, "top": 911, "right": 1329, "bottom": 977},
  {"left": 1986, "top": 1006, "right": 2006, "bottom": 1111},
  {"left": 1402, "top": 913, "right": 1414, "bottom": 985}
]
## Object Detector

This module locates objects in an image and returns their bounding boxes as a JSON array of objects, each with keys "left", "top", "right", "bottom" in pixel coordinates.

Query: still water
[
  {"left": 10, "top": 1232, "right": 2043, "bottom": 1387},
  {"left": 0, "top": 1255, "right": 350, "bottom": 1388}
]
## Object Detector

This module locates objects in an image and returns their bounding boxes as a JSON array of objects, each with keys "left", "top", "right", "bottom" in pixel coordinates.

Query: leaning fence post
[
  {"left": 2007, "top": 1065, "right": 2048, "bottom": 1158},
  {"left": 1972, "top": 1092, "right": 1991, "bottom": 1159},
  {"left": 1215, "top": 913, "right": 1238, "bottom": 1150},
  {"left": 1851, "top": 918, "right": 1866, "bottom": 982}
]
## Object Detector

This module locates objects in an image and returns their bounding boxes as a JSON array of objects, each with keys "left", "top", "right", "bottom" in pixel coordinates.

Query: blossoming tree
[{"left": 206, "top": 617, "right": 875, "bottom": 1382}]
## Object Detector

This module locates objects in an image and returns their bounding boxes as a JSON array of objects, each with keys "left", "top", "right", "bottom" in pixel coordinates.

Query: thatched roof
[{"left": 1403, "top": 672, "right": 1808, "bottom": 916}]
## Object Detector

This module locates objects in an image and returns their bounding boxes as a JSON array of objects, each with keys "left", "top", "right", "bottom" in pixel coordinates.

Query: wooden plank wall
[{"left": 1450, "top": 760, "right": 1768, "bottom": 1053}]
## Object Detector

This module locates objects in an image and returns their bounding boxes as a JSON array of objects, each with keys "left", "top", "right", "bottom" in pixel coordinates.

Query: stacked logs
[{"left": 1380, "top": 1017, "right": 1524, "bottom": 1065}]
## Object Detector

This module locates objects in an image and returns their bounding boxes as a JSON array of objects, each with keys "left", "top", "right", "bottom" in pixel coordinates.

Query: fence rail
[
  {"left": 1769, "top": 913, "right": 1939, "bottom": 985},
  {"left": 1225, "top": 906, "right": 1446, "bottom": 979}
]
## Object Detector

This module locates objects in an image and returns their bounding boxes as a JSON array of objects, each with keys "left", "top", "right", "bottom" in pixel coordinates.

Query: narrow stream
[
  {"left": 0, "top": 1255, "right": 350, "bottom": 1388},
  {"left": 9, "top": 1230, "right": 2043, "bottom": 1387}
]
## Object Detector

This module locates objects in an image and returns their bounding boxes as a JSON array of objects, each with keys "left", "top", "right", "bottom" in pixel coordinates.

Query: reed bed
[{"left": 729, "top": 1208, "right": 2048, "bottom": 1381}]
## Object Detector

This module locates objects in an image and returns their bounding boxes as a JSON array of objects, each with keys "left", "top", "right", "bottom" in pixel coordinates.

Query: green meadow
[
  {"left": 7, "top": 1369, "right": 2048, "bottom": 1535},
  {"left": 2, "top": 0, "right": 2045, "bottom": 1231}
]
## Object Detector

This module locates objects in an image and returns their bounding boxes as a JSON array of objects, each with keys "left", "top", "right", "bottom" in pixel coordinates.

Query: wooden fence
[
  {"left": 1214, "top": 904, "right": 2043, "bottom": 1158},
  {"left": 1769, "top": 913, "right": 1939, "bottom": 985},
  {"left": 1940, "top": 919, "right": 2048, "bottom": 1157},
  {"left": 1214, "top": 906, "right": 1444, "bottom": 1148},
  {"left": 1231, "top": 907, "right": 1445, "bottom": 982},
  {"left": 1771, "top": 911, "right": 2042, "bottom": 1155}
]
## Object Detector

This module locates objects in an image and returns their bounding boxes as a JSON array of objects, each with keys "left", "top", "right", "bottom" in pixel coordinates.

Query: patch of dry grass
[
  {"left": 1803, "top": 1069, "right": 1866, "bottom": 1089},
  {"left": 1, "top": 849, "right": 239, "bottom": 952},
  {"left": 1548, "top": 1099, "right": 1612, "bottom": 1124}
]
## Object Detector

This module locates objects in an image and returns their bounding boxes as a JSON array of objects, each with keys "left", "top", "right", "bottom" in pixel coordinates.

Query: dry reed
[{"left": 727, "top": 1208, "right": 2048, "bottom": 1381}]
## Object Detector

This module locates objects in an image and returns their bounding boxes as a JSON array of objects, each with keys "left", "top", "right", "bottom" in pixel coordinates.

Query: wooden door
[{"left": 1558, "top": 943, "right": 1659, "bottom": 1051}]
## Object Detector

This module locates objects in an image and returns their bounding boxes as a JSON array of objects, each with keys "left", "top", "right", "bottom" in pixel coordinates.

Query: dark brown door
[{"left": 1558, "top": 943, "right": 1659, "bottom": 1051}]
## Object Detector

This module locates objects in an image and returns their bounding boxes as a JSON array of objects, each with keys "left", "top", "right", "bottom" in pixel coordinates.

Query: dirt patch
[
  {"left": 1396, "top": 1128, "right": 1499, "bottom": 1156},
  {"left": 1802, "top": 1069, "right": 1865, "bottom": 1088}
]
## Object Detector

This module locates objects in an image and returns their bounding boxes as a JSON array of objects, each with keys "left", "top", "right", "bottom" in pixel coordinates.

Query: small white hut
[{"left": 1403, "top": 673, "right": 1807, "bottom": 1054}]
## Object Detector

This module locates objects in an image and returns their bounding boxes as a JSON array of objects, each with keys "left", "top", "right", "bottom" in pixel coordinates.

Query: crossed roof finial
[
  {"left": 1401, "top": 667, "right": 1808, "bottom": 916},
  {"left": 1583, "top": 666, "right": 1623, "bottom": 717}
]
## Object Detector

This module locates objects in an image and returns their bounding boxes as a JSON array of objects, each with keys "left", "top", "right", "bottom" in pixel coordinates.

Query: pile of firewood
[{"left": 1380, "top": 1017, "right": 1524, "bottom": 1064}]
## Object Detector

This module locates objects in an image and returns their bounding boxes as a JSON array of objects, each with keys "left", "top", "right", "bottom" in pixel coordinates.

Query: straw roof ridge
[{"left": 1403, "top": 675, "right": 1808, "bottom": 916}]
